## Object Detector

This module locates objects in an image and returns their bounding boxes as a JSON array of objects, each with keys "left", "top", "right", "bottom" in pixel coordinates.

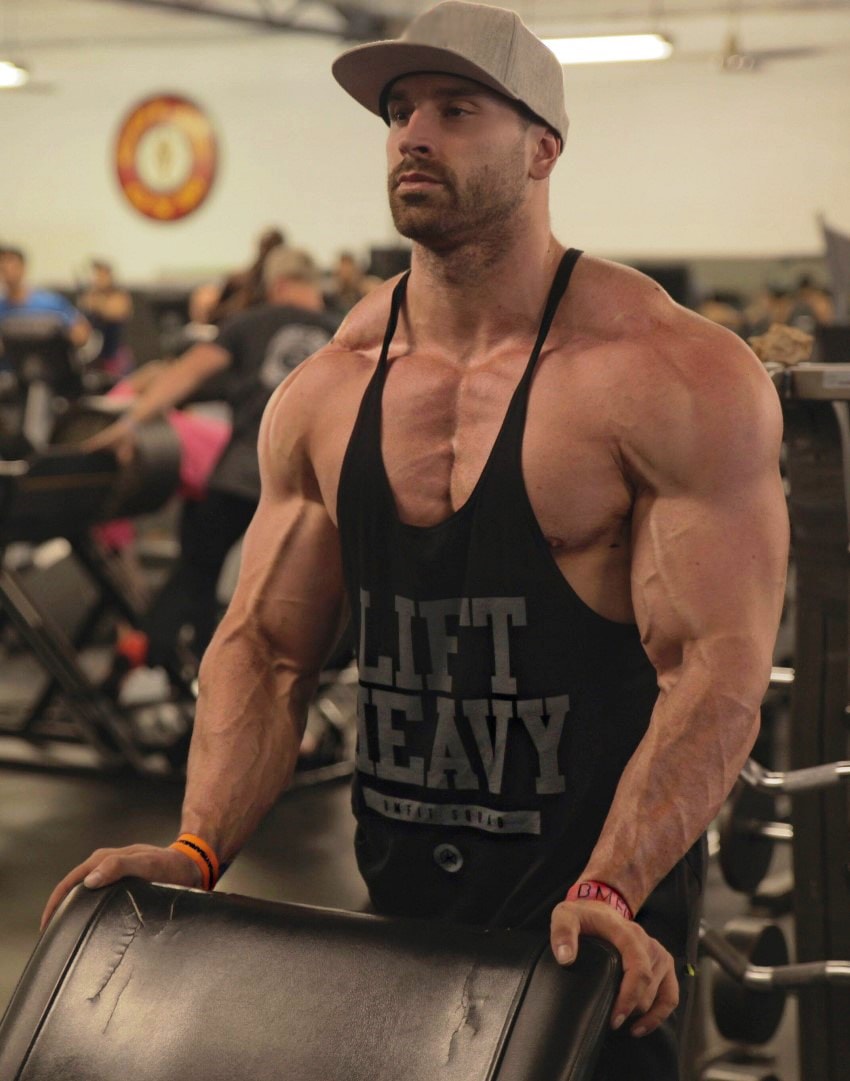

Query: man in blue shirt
[{"left": 0, "top": 246, "right": 90, "bottom": 347}]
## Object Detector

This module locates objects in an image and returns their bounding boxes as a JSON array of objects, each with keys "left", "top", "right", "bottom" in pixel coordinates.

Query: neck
[
  {"left": 6, "top": 284, "right": 28, "bottom": 303},
  {"left": 405, "top": 214, "right": 565, "bottom": 362}
]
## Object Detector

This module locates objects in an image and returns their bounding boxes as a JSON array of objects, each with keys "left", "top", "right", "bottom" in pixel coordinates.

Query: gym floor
[{"left": 0, "top": 761, "right": 800, "bottom": 1080}]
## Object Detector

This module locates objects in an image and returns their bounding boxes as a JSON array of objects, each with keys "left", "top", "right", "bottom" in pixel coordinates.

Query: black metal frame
[
  {"left": 0, "top": 451, "right": 192, "bottom": 775},
  {"left": 776, "top": 365, "right": 850, "bottom": 1081}
]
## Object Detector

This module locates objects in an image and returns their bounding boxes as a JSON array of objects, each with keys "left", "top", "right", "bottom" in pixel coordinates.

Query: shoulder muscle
[
  {"left": 257, "top": 339, "right": 374, "bottom": 507},
  {"left": 616, "top": 316, "right": 782, "bottom": 495}
]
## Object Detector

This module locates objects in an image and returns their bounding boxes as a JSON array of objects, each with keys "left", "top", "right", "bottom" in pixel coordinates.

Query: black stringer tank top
[{"left": 336, "top": 250, "right": 661, "bottom": 930}]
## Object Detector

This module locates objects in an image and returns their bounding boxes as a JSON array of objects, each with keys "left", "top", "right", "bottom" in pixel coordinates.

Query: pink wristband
[{"left": 565, "top": 880, "right": 633, "bottom": 920}]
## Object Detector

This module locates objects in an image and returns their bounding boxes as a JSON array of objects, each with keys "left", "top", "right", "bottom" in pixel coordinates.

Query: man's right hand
[
  {"left": 40, "top": 844, "right": 203, "bottom": 932},
  {"left": 81, "top": 417, "right": 138, "bottom": 465}
]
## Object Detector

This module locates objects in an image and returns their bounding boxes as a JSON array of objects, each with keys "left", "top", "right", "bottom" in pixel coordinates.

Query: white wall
[
  {"left": 3, "top": 22, "right": 849, "bottom": 284},
  {"left": 555, "top": 50, "right": 850, "bottom": 262}
]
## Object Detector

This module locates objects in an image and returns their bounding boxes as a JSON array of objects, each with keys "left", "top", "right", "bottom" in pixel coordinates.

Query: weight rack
[{"left": 773, "top": 363, "right": 850, "bottom": 1081}]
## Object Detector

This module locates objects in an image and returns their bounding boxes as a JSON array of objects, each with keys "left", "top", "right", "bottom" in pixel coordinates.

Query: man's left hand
[{"left": 550, "top": 899, "right": 679, "bottom": 1037}]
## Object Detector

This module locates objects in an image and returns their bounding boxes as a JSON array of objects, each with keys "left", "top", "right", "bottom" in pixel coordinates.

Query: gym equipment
[
  {"left": 700, "top": 917, "right": 850, "bottom": 993},
  {"left": 715, "top": 753, "right": 850, "bottom": 894},
  {"left": 768, "top": 666, "right": 793, "bottom": 687},
  {"left": 700, "top": 1061, "right": 780, "bottom": 1081},
  {"left": 717, "top": 783, "right": 792, "bottom": 895},
  {"left": 699, "top": 913, "right": 849, "bottom": 1079},
  {"left": 716, "top": 753, "right": 850, "bottom": 896},
  {"left": 709, "top": 918, "right": 789, "bottom": 1045},
  {"left": 51, "top": 396, "right": 180, "bottom": 521},
  {"left": 740, "top": 755, "right": 850, "bottom": 794},
  {"left": 0, "top": 878, "right": 620, "bottom": 1081},
  {"left": 0, "top": 406, "right": 183, "bottom": 773},
  {"left": 0, "top": 320, "right": 89, "bottom": 449},
  {"left": 773, "top": 362, "right": 850, "bottom": 1079}
]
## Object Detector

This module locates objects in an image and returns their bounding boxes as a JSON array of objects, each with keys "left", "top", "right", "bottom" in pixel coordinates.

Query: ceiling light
[
  {"left": 544, "top": 34, "right": 673, "bottom": 65},
  {"left": 0, "top": 60, "right": 30, "bottom": 89}
]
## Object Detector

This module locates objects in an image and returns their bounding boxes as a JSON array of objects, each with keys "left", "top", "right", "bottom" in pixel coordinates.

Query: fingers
[
  {"left": 613, "top": 935, "right": 678, "bottom": 1037},
  {"left": 40, "top": 845, "right": 204, "bottom": 932},
  {"left": 627, "top": 959, "right": 679, "bottom": 1038},
  {"left": 550, "top": 900, "right": 679, "bottom": 1038},
  {"left": 41, "top": 874, "right": 81, "bottom": 932},
  {"left": 549, "top": 901, "right": 580, "bottom": 965},
  {"left": 80, "top": 420, "right": 136, "bottom": 459},
  {"left": 40, "top": 848, "right": 116, "bottom": 931}
]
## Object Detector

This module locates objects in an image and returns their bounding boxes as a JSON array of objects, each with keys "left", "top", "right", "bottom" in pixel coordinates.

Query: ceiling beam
[
  {"left": 98, "top": 0, "right": 850, "bottom": 22},
  {"left": 95, "top": 0, "right": 394, "bottom": 39},
  {"left": 548, "top": 0, "right": 850, "bottom": 20}
]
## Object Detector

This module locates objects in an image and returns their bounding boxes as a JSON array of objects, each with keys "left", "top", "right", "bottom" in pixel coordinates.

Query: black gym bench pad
[{"left": 0, "top": 878, "right": 620, "bottom": 1081}]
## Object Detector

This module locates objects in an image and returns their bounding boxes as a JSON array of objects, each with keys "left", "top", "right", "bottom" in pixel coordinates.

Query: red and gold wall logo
[{"left": 115, "top": 95, "right": 218, "bottom": 222}]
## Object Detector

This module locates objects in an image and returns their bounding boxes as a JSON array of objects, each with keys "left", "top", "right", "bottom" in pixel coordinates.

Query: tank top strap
[
  {"left": 519, "top": 247, "right": 583, "bottom": 388},
  {"left": 377, "top": 270, "right": 411, "bottom": 373}
]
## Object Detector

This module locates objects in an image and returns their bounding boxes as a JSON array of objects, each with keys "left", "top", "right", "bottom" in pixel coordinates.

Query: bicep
[
  {"left": 219, "top": 385, "right": 347, "bottom": 674},
  {"left": 229, "top": 490, "right": 347, "bottom": 673},
  {"left": 631, "top": 466, "right": 788, "bottom": 697}
]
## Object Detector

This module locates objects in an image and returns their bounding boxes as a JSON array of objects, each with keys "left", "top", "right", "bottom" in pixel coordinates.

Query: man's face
[
  {"left": 0, "top": 253, "right": 25, "bottom": 292},
  {"left": 92, "top": 264, "right": 112, "bottom": 290},
  {"left": 385, "top": 74, "right": 533, "bottom": 251},
  {"left": 336, "top": 255, "right": 359, "bottom": 285}
]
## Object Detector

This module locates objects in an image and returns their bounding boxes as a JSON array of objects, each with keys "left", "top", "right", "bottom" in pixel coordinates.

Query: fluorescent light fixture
[
  {"left": 544, "top": 34, "right": 673, "bottom": 65},
  {"left": 0, "top": 60, "right": 30, "bottom": 89}
]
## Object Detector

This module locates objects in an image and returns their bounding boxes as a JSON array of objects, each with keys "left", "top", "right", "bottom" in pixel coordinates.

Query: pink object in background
[{"left": 93, "top": 382, "right": 232, "bottom": 550}]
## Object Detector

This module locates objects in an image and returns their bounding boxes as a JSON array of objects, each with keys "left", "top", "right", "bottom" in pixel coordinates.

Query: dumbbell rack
[{"left": 773, "top": 364, "right": 850, "bottom": 1081}]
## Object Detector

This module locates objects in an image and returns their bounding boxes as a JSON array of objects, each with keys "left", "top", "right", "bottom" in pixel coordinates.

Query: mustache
[{"left": 390, "top": 159, "right": 454, "bottom": 189}]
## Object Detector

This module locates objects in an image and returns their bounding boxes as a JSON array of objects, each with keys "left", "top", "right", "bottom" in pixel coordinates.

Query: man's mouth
[{"left": 396, "top": 172, "right": 444, "bottom": 188}]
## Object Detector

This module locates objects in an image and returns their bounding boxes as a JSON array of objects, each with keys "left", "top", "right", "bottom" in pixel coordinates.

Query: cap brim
[{"left": 332, "top": 41, "right": 521, "bottom": 121}]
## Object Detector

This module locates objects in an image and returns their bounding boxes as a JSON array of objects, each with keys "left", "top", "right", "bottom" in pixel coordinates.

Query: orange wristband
[{"left": 170, "top": 833, "right": 221, "bottom": 891}]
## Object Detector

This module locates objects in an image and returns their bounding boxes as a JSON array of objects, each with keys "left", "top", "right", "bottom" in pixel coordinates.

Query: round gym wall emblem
[{"left": 115, "top": 95, "right": 218, "bottom": 222}]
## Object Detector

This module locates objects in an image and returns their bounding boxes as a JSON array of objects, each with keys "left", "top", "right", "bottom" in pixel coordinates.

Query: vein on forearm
[
  {"left": 583, "top": 635, "right": 763, "bottom": 910},
  {"left": 180, "top": 617, "right": 321, "bottom": 861}
]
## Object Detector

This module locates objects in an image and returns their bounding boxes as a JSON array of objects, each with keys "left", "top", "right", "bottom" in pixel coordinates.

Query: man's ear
[{"left": 529, "top": 128, "right": 561, "bottom": 180}]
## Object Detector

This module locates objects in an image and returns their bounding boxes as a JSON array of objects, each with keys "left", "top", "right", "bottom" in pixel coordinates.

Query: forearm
[
  {"left": 580, "top": 646, "right": 765, "bottom": 911},
  {"left": 179, "top": 619, "right": 319, "bottom": 865},
  {"left": 122, "top": 347, "right": 228, "bottom": 428}
]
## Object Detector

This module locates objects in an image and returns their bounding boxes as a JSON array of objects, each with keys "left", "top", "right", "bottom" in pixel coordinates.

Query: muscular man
[{"left": 43, "top": 4, "right": 788, "bottom": 1077}]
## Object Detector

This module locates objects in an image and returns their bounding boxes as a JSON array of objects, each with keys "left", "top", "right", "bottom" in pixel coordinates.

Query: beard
[{"left": 388, "top": 143, "right": 528, "bottom": 253}]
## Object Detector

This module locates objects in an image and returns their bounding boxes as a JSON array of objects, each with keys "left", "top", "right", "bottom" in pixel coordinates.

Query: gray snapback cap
[{"left": 332, "top": 1, "right": 569, "bottom": 150}]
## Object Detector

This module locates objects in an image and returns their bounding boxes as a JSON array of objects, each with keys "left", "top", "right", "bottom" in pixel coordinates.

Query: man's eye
[
  {"left": 390, "top": 108, "right": 410, "bottom": 123},
  {"left": 445, "top": 106, "right": 469, "bottom": 117}
]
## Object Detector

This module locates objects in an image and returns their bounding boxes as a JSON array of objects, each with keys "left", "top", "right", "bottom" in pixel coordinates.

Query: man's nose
[{"left": 397, "top": 108, "right": 436, "bottom": 157}]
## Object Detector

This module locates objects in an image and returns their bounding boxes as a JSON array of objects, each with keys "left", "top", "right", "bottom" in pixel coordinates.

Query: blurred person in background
[
  {"left": 744, "top": 285, "right": 793, "bottom": 336},
  {"left": 87, "top": 247, "right": 339, "bottom": 676},
  {"left": 206, "top": 227, "right": 287, "bottom": 324},
  {"left": 786, "top": 274, "right": 834, "bottom": 333},
  {"left": 695, "top": 290, "right": 747, "bottom": 336},
  {"left": 0, "top": 246, "right": 90, "bottom": 347},
  {"left": 77, "top": 259, "right": 134, "bottom": 377},
  {"left": 325, "top": 250, "right": 370, "bottom": 314}
]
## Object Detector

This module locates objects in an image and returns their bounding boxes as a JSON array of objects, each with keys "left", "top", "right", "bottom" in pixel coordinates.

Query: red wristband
[{"left": 565, "top": 880, "right": 633, "bottom": 920}]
